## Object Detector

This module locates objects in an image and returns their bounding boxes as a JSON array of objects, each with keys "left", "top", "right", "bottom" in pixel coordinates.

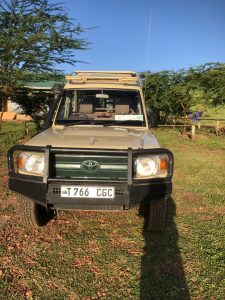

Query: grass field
[
  {"left": 204, "top": 106, "right": 225, "bottom": 119},
  {"left": 190, "top": 106, "right": 225, "bottom": 128},
  {"left": 0, "top": 123, "right": 224, "bottom": 299}
]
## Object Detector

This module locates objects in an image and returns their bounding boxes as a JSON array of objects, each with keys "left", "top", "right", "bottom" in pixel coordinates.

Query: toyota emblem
[{"left": 81, "top": 160, "right": 100, "bottom": 173}]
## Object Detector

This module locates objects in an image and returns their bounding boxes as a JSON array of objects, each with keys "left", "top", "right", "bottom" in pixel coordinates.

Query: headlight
[
  {"left": 17, "top": 152, "right": 45, "bottom": 176},
  {"left": 135, "top": 154, "right": 169, "bottom": 178}
]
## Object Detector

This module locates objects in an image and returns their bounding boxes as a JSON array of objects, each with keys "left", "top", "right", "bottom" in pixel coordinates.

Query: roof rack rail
[
  {"left": 65, "top": 71, "right": 140, "bottom": 86},
  {"left": 73, "top": 71, "right": 137, "bottom": 77}
]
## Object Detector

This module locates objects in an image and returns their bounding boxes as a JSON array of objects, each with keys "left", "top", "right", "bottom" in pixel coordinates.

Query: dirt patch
[
  {"left": 178, "top": 222, "right": 191, "bottom": 235},
  {"left": 195, "top": 134, "right": 209, "bottom": 141},
  {"left": 179, "top": 192, "right": 203, "bottom": 202},
  {"left": 0, "top": 214, "right": 11, "bottom": 225},
  {"left": 213, "top": 206, "right": 225, "bottom": 215},
  {"left": 197, "top": 215, "right": 215, "bottom": 221},
  {"left": 109, "top": 232, "right": 144, "bottom": 256},
  {"left": 177, "top": 206, "right": 210, "bottom": 216},
  {"left": 177, "top": 204, "right": 225, "bottom": 217}
]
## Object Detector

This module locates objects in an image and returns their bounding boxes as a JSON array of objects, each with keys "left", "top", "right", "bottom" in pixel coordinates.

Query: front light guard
[
  {"left": 8, "top": 145, "right": 50, "bottom": 183},
  {"left": 8, "top": 145, "right": 174, "bottom": 186}
]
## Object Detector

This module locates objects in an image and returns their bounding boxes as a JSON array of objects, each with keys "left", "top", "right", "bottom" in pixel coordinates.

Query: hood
[{"left": 26, "top": 126, "right": 160, "bottom": 150}]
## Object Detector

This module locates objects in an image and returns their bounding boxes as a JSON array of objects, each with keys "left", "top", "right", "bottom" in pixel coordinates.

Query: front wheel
[
  {"left": 143, "top": 198, "right": 168, "bottom": 232},
  {"left": 19, "top": 196, "right": 55, "bottom": 229}
]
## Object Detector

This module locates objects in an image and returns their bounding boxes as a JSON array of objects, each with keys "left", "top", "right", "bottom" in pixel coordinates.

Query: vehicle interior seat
[
  {"left": 115, "top": 104, "right": 129, "bottom": 115},
  {"left": 79, "top": 103, "right": 93, "bottom": 114}
]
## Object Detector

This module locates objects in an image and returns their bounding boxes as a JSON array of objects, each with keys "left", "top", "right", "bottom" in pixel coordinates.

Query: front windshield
[{"left": 55, "top": 89, "right": 146, "bottom": 127}]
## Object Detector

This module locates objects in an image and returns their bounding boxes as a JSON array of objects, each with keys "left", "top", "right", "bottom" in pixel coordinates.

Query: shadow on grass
[{"left": 140, "top": 198, "right": 190, "bottom": 300}]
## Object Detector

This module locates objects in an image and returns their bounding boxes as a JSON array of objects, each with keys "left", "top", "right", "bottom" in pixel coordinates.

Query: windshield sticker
[{"left": 115, "top": 115, "right": 144, "bottom": 121}]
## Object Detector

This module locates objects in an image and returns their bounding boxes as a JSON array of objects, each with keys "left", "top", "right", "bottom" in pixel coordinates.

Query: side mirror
[{"left": 147, "top": 111, "right": 159, "bottom": 128}]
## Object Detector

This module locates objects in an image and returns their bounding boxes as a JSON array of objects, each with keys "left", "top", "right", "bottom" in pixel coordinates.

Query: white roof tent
[{"left": 65, "top": 71, "right": 141, "bottom": 87}]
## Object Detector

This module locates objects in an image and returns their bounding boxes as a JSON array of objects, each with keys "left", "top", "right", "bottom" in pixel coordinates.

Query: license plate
[{"left": 61, "top": 186, "right": 115, "bottom": 199}]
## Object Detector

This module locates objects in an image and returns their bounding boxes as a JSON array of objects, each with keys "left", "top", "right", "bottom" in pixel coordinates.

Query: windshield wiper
[
  {"left": 103, "top": 120, "right": 132, "bottom": 127},
  {"left": 63, "top": 120, "right": 92, "bottom": 127}
]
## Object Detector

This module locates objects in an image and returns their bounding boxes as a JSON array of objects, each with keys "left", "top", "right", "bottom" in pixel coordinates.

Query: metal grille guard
[{"left": 8, "top": 145, "right": 174, "bottom": 188}]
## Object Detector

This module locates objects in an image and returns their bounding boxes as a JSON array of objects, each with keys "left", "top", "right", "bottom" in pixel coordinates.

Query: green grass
[
  {"left": 185, "top": 105, "right": 225, "bottom": 129},
  {"left": 0, "top": 121, "right": 36, "bottom": 153},
  {"left": 204, "top": 106, "right": 225, "bottom": 119},
  {"left": 0, "top": 124, "right": 224, "bottom": 299},
  {"left": 191, "top": 106, "right": 225, "bottom": 127},
  {"left": 191, "top": 104, "right": 225, "bottom": 120}
]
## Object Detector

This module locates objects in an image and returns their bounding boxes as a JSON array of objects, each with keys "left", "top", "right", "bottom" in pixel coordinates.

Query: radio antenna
[
  {"left": 146, "top": 8, "right": 153, "bottom": 73},
  {"left": 144, "top": 8, "right": 153, "bottom": 96}
]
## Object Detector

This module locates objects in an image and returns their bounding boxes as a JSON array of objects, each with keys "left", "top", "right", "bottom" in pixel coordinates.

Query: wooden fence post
[
  {"left": 216, "top": 121, "right": 220, "bottom": 135},
  {"left": 191, "top": 125, "right": 195, "bottom": 140},
  {"left": 172, "top": 118, "right": 175, "bottom": 131},
  {"left": 24, "top": 121, "right": 29, "bottom": 136}
]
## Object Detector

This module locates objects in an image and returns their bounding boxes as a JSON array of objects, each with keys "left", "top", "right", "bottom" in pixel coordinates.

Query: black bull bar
[{"left": 7, "top": 145, "right": 174, "bottom": 209}]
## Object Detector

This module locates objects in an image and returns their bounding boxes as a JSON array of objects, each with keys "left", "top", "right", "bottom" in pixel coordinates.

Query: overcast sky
[{"left": 61, "top": 0, "right": 225, "bottom": 74}]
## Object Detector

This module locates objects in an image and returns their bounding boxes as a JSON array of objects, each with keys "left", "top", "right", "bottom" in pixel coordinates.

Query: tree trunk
[
  {"left": 182, "top": 111, "right": 188, "bottom": 134},
  {"left": 0, "top": 96, "right": 8, "bottom": 132},
  {"left": 0, "top": 111, "right": 2, "bottom": 131}
]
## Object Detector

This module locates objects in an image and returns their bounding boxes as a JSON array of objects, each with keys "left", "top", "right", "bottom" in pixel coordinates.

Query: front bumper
[{"left": 8, "top": 145, "right": 173, "bottom": 210}]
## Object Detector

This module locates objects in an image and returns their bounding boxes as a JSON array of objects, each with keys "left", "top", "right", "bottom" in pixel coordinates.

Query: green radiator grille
[{"left": 53, "top": 154, "right": 128, "bottom": 181}]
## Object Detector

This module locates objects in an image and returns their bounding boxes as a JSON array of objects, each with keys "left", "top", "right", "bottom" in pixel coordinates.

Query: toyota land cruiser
[{"left": 8, "top": 71, "right": 173, "bottom": 231}]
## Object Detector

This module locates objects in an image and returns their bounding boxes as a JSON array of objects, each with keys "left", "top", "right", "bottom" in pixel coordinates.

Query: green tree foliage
[
  {"left": 0, "top": 0, "right": 88, "bottom": 113},
  {"left": 11, "top": 88, "right": 52, "bottom": 130},
  {"left": 142, "top": 62, "right": 225, "bottom": 126},
  {"left": 142, "top": 69, "right": 197, "bottom": 125},
  {"left": 192, "top": 63, "right": 225, "bottom": 108}
]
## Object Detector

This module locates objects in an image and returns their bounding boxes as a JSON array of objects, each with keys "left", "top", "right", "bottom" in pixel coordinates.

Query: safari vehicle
[{"left": 8, "top": 71, "right": 173, "bottom": 231}]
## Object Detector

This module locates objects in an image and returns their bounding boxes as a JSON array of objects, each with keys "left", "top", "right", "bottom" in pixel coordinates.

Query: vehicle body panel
[{"left": 25, "top": 127, "right": 160, "bottom": 149}]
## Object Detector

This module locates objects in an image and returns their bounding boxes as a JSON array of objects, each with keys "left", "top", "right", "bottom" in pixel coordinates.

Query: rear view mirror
[{"left": 96, "top": 94, "right": 109, "bottom": 99}]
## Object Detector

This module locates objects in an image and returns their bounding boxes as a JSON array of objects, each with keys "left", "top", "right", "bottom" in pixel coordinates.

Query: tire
[
  {"left": 19, "top": 195, "right": 55, "bottom": 229},
  {"left": 144, "top": 198, "right": 168, "bottom": 232}
]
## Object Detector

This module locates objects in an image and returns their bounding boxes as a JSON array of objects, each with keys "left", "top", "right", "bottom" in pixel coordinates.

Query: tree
[
  {"left": 142, "top": 63, "right": 225, "bottom": 130},
  {"left": 171, "top": 69, "right": 198, "bottom": 131},
  {"left": 11, "top": 88, "right": 52, "bottom": 130},
  {"left": 141, "top": 71, "right": 174, "bottom": 123},
  {"left": 193, "top": 63, "right": 225, "bottom": 109},
  {"left": 142, "top": 69, "right": 197, "bottom": 128},
  {"left": 0, "top": 0, "right": 88, "bottom": 120}
]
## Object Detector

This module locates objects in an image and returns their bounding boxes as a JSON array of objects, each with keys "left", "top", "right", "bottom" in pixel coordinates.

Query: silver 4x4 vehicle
[{"left": 8, "top": 71, "right": 173, "bottom": 231}]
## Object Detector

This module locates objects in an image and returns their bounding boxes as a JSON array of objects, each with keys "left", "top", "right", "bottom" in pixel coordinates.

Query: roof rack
[
  {"left": 65, "top": 71, "right": 140, "bottom": 86},
  {"left": 73, "top": 71, "right": 137, "bottom": 77}
]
